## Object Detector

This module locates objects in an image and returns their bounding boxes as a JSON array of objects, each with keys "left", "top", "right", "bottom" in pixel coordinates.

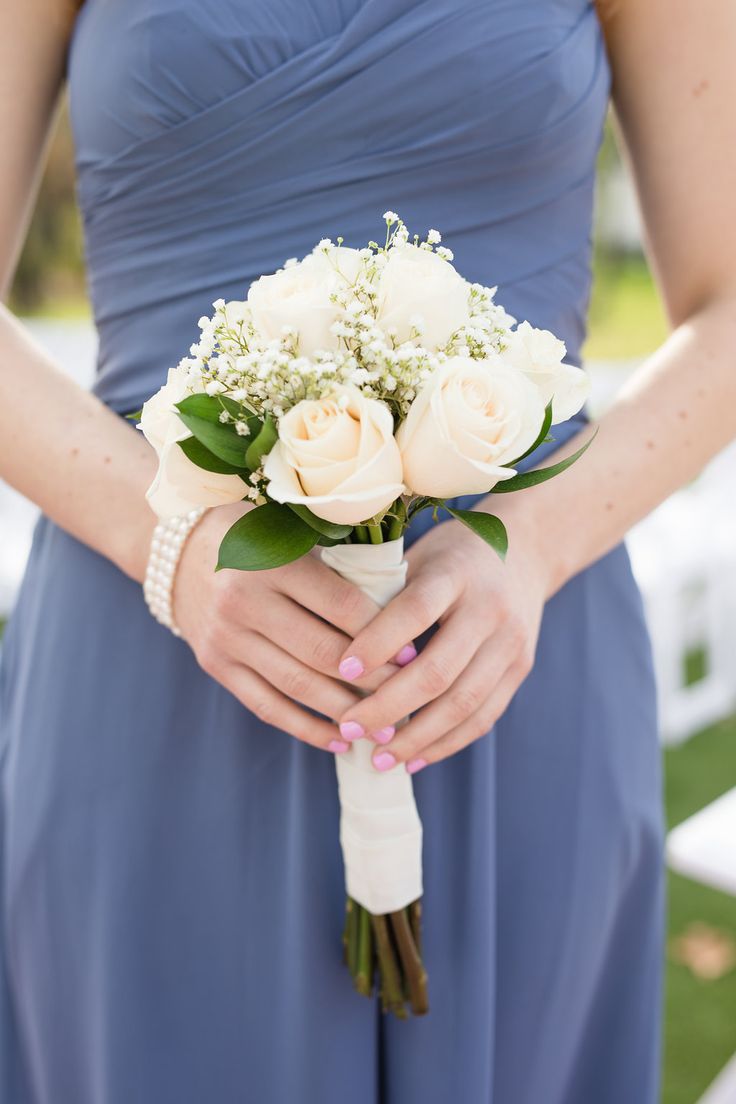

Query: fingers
[
  {"left": 257, "top": 595, "right": 400, "bottom": 693},
  {"left": 235, "top": 630, "right": 361, "bottom": 722},
  {"left": 336, "top": 609, "right": 488, "bottom": 738},
  {"left": 279, "top": 554, "right": 382, "bottom": 638},
  {"left": 382, "top": 636, "right": 514, "bottom": 760},
  {"left": 336, "top": 570, "right": 459, "bottom": 681},
  {"left": 405, "top": 663, "right": 524, "bottom": 769},
  {"left": 219, "top": 662, "right": 348, "bottom": 753}
]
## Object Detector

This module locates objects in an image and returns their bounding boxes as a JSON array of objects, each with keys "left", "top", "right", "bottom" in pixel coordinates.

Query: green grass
[
  {"left": 585, "top": 253, "right": 670, "bottom": 361},
  {"left": 663, "top": 715, "right": 736, "bottom": 1104}
]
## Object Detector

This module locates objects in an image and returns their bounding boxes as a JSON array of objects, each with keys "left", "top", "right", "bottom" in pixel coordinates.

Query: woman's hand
[
  {"left": 335, "top": 506, "right": 552, "bottom": 772},
  {"left": 174, "top": 504, "right": 401, "bottom": 754}
]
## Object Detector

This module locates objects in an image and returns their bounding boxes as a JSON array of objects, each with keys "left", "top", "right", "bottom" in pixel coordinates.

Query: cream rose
[
  {"left": 247, "top": 248, "right": 362, "bottom": 356},
  {"left": 376, "top": 243, "right": 471, "bottom": 350},
  {"left": 397, "top": 356, "right": 545, "bottom": 498},
  {"left": 263, "top": 385, "right": 405, "bottom": 526},
  {"left": 501, "top": 321, "right": 589, "bottom": 424},
  {"left": 141, "top": 365, "right": 245, "bottom": 519}
]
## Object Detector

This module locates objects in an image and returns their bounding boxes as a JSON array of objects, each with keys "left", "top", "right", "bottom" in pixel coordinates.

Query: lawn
[
  {"left": 662, "top": 717, "right": 736, "bottom": 1104},
  {"left": 585, "top": 251, "right": 670, "bottom": 362}
]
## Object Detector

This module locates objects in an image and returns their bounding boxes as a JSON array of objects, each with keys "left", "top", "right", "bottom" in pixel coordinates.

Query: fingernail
[
  {"left": 407, "top": 758, "right": 427, "bottom": 775},
  {"left": 372, "top": 725, "right": 395, "bottom": 745},
  {"left": 395, "top": 643, "right": 417, "bottom": 666},
  {"left": 328, "top": 739, "right": 350, "bottom": 754},
  {"left": 373, "top": 750, "right": 397, "bottom": 772},
  {"left": 338, "top": 656, "right": 364, "bottom": 681},
  {"left": 339, "top": 721, "right": 364, "bottom": 742}
]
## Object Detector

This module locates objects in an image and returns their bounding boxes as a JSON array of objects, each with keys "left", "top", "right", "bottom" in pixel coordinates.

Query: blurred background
[{"left": 1, "top": 104, "right": 735, "bottom": 1104}]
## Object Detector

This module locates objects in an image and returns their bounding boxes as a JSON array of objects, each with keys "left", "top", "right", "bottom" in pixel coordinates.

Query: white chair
[{"left": 628, "top": 444, "right": 736, "bottom": 745}]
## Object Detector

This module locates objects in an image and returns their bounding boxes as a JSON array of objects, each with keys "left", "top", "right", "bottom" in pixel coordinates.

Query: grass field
[{"left": 663, "top": 717, "right": 736, "bottom": 1104}]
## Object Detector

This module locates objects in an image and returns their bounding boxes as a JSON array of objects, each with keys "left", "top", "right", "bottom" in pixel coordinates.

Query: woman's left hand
[{"left": 335, "top": 507, "right": 552, "bottom": 772}]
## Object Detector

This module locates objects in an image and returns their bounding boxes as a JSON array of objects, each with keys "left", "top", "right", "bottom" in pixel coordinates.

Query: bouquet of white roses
[{"left": 140, "top": 213, "right": 592, "bottom": 1018}]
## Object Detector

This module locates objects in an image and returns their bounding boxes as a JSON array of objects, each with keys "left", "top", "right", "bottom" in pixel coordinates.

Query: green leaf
[
  {"left": 216, "top": 502, "right": 320, "bottom": 571},
  {"left": 177, "top": 436, "right": 245, "bottom": 474},
  {"left": 492, "top": 429, "right": 597, "bottom": 494},
  {"left": 245, "top": 414, "right": 278, "bottom": 471},
  {"left": 125, "top": 408, "right": 143, "bottom": 422},
  {"left": 286, "top": 503, "right": 353, "bottom": 540},
  {"left": 508, "top": 401, "right": 554, "bottom": 466},
  {"left": 176, "top": 394, "right": 241, "bottom": 422},
  {"left": 445, "top": 507, "right": 508, "bottom": 560},
  {"left": 175, "top": 400, "right": 249, "bottom": 468}
]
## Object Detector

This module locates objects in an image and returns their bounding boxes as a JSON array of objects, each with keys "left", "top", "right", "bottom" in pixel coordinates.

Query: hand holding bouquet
[{"left": 140, "top": 213, "right": 592, "bottom": 1018}]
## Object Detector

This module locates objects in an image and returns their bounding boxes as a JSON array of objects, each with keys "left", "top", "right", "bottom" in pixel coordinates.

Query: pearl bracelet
[{"left": 143, "top": 507, "right": 206, "bottom": 636}]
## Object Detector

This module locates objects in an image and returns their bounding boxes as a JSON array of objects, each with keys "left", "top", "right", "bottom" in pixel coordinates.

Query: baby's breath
[{"left": 179, "top": 214, "right": 516, "bottom": 425}]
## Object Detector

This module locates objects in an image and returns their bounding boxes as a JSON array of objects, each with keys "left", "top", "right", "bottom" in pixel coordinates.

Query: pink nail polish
[
  {"left": 339, "top": 721, "right": 364, "bottom": 742},
  {"left": 407, "top": 758, "right": 427, "bottom": 775},
  {"left": 372, "top": 726, "right": 395, "bottom": 745},
  {"left": 328, "top": 739, "right": 350, "bottom": 754},
  {"left": 395, "top": 643, "right": 417, "bottom": 667},
  {"left": 338, "top": 655, "right": 364, "bottom": 681},
  {"left": 373, "top": 750, "right": 397, "bottom": 772}
]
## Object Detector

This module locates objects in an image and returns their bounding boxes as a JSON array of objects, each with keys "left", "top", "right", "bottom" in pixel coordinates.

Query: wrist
[{"left": 473, "top": 490, "right": 566, "bottom": 599}]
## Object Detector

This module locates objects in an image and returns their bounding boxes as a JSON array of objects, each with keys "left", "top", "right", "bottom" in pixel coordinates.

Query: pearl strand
[{"left": 143, "top": 507, "right": 206, "bottom": 637}]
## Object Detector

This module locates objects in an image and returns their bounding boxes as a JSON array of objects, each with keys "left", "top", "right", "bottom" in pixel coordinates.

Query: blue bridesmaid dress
[{"left": 0, "top": 2, "right": 664, "bottom": 1101}]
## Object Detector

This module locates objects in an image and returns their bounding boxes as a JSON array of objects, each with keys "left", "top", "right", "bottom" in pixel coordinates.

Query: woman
[{"left": 1, "top": 1, "right": 734, "bottom": 1101}]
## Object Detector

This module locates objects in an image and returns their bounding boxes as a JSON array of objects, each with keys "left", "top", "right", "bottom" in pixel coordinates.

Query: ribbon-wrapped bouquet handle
[{"left": 321, "top": 539, "right": 427, "bottom": 1016}]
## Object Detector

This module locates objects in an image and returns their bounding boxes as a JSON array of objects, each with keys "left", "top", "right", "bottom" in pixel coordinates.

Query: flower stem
[
  {"left": 386, "top": 513, "right": 403, "bottom": 541},
  {"left": 371, "top": 913, "right": 408, "bottom": 1018},
  {"left": 367, "top": 522, "right": 383, "bottom": 544},
  {"left": 346, "top": 898, "right": 360, "bottom": 977},
  {"left": 355, "top": 905, "right": 374, "bottom": 997},
  {"left": 354, "top": 524, "right": 370, "bottom": 543},
  {"left": 409, "top": 899, "right": 423, "bottom": 958},
  {"left": 389, "top": 907, "right": 429, "bottom": 1015}
]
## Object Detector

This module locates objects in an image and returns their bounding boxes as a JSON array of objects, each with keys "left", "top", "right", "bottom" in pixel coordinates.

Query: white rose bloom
[
  {"left": 141, "top": 365, "right": 245, "bottom": 519},
  {"left": 397, "top": 356, "right": 545, "bottom": 498},
  {"left": 376, "top": 243, "right": 470, "bottom": 350},
  {"left": 263, "top": 385, "right": 405, "bottom": 526},
  {"left": 501, "top": 321, "right": 589, "bottom": 424},
  {"left": 247, "top": 248, "right": 363, "bottom": 357}
]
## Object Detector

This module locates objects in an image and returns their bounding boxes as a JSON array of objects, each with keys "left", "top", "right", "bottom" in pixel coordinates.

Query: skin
[{"left": 2, "top": 1, "right": 736, "bottom": 770}]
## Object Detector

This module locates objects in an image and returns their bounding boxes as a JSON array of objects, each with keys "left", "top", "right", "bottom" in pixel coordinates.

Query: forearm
[
  {"left": 0, "top": 304, "right": 157, "bottom": 582},
  {"left": 483, "top": 293, "right": 736, "bottom": 594}
]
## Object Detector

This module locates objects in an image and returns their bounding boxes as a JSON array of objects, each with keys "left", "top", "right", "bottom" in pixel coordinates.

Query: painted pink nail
[
  {"left": 373, "top": 750, "right": 397, "bottom": 772},
  {"left": 338, "top": 655, "right": 364, "bottom": 681},
  {"left": 339, "top": 721, "right": 364, "bottom": 742},
  {"left": 395, "top": 643, "right": 417, "bottom": 667},
  {"left": 407, "top": 758, "right": 427, "bottom": 775},
  {"left": 373, "top": 726, "right": 395, "bottom": 745},
  {"left": 328, "top": 739, "right": 350, "bottom": 754}
]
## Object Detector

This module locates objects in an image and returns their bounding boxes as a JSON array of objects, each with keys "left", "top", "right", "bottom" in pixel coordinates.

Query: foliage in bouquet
[{"left": 140, "top": 213, "right": 593, "bottom": 569}]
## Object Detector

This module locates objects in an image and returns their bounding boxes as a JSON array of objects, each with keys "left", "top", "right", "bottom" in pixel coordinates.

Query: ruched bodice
[{"left": 68, "top": 0, "right": 609, "bottom": 413}]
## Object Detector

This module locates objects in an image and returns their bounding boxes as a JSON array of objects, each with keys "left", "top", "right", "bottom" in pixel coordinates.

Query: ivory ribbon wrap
[{"left": 320, "top": 538, "right": 423, "bottom": 915}]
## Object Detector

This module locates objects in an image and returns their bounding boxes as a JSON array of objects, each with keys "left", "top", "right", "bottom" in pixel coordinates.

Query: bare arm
[
  {"left": 0, "top": 0, "right": 157, "bottom": 582},
  {"left": 516, "top": 0, "right": 736, "bottom": 588},
  {"left": 336, "top": 0, "right": 736, "bottom": 766}
]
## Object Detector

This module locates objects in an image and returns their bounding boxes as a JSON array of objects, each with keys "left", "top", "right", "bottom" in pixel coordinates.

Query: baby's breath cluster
[{"left": 177, "top": 214, "right": 516, "bottom": 428}]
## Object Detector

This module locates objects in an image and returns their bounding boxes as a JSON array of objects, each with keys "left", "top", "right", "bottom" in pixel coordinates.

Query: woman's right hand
[{"left": 173, "top": 504, "right": 401, "bottom": 753}]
